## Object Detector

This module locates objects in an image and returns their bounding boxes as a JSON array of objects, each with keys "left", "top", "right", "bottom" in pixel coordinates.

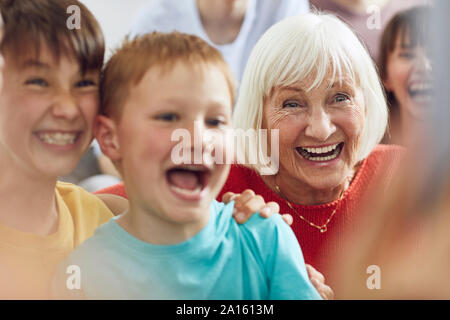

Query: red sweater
[{"left": 96, "top": 144, "right": 403, "bottom": 285}]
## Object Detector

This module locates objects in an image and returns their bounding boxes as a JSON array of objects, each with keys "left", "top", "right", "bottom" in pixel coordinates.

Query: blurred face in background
[
  {"left": 0, "top": 14, "right": 5, "bottom": 92},
  {"left": 384, "top": 29, "right": 432, "bottom": 145}
]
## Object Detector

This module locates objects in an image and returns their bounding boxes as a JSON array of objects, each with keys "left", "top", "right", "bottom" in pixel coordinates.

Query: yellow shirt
[{"left": 0, "top": 182, "right": 114, "bottom": 299}]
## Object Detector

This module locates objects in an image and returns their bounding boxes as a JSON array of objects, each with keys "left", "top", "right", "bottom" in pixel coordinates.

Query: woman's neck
[
  {"left": 0, "top": 157, "right": 59, "bottom": 235},
  {"left": 261, "top": 167, "right": 356, "bottom": 206},
  {"left": 197, "top": 0, "right": 248, "bottom": 45}
]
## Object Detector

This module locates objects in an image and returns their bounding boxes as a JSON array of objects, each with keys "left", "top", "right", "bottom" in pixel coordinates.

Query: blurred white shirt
[{"left": 130, "top": 0, "right": 309, "bottom": 83}]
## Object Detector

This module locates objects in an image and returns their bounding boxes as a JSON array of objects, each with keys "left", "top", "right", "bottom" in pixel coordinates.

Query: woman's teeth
[
  {"left": 38, "top": 132, "right": 77, "bottom": 145},
  {"left": 297, "top": 143, "right": 342, "bottom": 162},
  {"left": 302, "top": 144, "right": 339, "bottom": 154},
  {"left": 408, "top": 82, "right": 432, "bottom": 100}
]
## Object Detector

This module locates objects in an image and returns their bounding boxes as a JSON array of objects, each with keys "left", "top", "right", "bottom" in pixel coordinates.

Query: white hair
[{"left": 233, "top": 12, "right": 388, "bottom": 174}]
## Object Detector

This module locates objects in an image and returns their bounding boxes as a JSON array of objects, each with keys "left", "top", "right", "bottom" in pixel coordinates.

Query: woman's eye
[
  {"left": 25, "top": 78, "right": 48, "bottom": 87},
  {"left": 282, "top": 101, "right": 301, "bottom": 108},
  {"left": 333, "top": 93, "right": 350, "bottom": 104},
  {"left": 155, "top": 113, "right": 179, "bottom": 122},
  {"left": 399, "top": 51, "right": 415, "bottom": 59}
]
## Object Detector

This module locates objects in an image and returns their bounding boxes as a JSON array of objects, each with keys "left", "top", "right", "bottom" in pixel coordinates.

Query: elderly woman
[{"left": 218, "top": 12, "right": 403, "bottom": 287}]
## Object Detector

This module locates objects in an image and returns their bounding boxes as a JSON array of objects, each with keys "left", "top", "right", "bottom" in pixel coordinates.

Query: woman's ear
[{"left": 94, "top": 115, "right": 122, "bottom": 162}]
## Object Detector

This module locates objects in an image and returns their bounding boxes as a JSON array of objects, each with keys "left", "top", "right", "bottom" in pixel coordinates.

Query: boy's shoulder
[
  {"left": 213, "top": 200, "right": 291, "bottom": 253},
  {"left": 56, "top": 181, "right": 113, "bottom": 215},
  {"left": 55, "top": 181, "right": 114, "bottom": 245}
]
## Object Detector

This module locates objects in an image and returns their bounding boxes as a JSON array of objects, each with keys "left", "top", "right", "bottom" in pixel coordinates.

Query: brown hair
[
  {"left": 100, "top": 32, "right": 236, "bottom": 119},
  {"left": 0, "top": 0, "right": 104, "bottom": 73},
  {"left": 379, "top": 5, "right": 431, "bottom": 87}
]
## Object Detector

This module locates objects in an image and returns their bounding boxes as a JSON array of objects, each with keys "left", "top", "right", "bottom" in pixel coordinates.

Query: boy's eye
[
  {"left": 333, "top": 93, "right": 351, "bottom": 104},
  {"left": 25, "top": 78, "right": 48, "bottom": 87},
  {"left": 155, "top": 113, "right": 179, "bottom": 122},
  {"left": 75, "top": 79, "right": 97, "bottom": 88},
  {"left": 206, "top": 118, "right": 227, "bottom": 127}
]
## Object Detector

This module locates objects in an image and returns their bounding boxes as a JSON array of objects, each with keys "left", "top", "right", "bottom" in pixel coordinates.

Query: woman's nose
[
  {"left": 415, "top": 49, "right": 432, "bottom": 73},
  {"left": 304, "top": 108, "right": 336, "bottom": 142}
]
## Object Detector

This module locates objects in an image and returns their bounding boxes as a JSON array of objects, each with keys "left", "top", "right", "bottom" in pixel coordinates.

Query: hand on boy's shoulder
[
  {"left": 222, "top": 189, "right": 293, "bottom": 225},
  {"left": 216, "top": 199, "right": 292, "bottom": 243},
  {"left": 95, "top": 193, "right": 129, "bottom": 216}
]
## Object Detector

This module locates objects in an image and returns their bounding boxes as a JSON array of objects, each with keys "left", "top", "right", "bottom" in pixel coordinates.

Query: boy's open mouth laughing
[
  {"left": 166, "top": 164, "right": 212, "bottom": 201},
  {"left": 35, "top": 130, "right": 81, "bottom": 146}
]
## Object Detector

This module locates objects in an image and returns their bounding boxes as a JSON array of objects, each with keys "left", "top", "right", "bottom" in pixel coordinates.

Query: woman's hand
[
  {"left": 96, "top": 193, "right": 129, "bottom": 216},
  {"left": 222, "top": 189, "right": 293, "bottom": 225},
  {"left": 306, "top": 264, "right": 334, "bottom": 300}
]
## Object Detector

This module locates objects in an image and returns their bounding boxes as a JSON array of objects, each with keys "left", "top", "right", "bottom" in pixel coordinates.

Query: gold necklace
[{"left": 274, "top": 185, "right": 343, "bottom": 233}]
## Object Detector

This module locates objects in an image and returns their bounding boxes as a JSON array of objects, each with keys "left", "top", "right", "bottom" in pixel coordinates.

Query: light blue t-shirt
[{"left": 53, "top": 201, "right": 321, "bottom": 300}]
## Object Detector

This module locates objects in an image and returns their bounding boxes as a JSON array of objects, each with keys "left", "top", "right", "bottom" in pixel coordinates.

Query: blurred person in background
[
  {"left": 379, "top": 6, "right": 432, "bottom": 145},
  {"left": 332, "top": 0, "right": 450, "bottom": 299},
  {"left": 310, "top": 0, "right": 430, "bottom": 63},
  {"left": 130, "top": 0, "right": 309, "bottom": 84}
]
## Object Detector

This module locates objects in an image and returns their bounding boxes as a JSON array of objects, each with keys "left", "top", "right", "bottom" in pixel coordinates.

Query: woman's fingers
[
  {"left": 306, "top": 264, "right": 334, "bottom": 299},
  {"left": 306, "top": 264, "right": 325, "bottom": 283},
  {"left": 280, "top": 214, "right": 293, "bottom": 226},
  {"left": 310, "top": 278, "right": 334, "bottom": 300},
  {"left": 259, "top": 201, "right": 280, "bottom": 218},
  {"left": 233, "top": 194, "right": 264, "bottom": 223},
  {"left": 222, "top": 191, "right": 237, "bottom": 203},
  {"left": 228, "top": 190, "right": 292, "bottom": 225}
]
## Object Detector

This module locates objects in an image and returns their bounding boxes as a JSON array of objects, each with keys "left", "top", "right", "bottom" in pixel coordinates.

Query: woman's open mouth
[
  {"left": 408, "top": 81, "right": 433, "bottom": 104},
  {"left": 166, "top": 165, "right": 211, "bottom": 200},
  {"left": 296, "top": 142, "right": 344, "bottom": 162}
]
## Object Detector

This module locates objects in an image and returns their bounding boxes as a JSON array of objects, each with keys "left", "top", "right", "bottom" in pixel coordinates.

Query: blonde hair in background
[{"left": 233, "top": 12, "right": 388, "bottom": 174}]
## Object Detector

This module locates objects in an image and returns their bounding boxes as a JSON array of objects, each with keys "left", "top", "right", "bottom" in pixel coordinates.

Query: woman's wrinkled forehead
[{"left": 269, "top": 65, "right": 359, "bottom": 98}]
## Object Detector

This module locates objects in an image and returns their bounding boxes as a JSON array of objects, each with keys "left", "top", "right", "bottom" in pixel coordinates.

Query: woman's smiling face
[
  {"left": 262, "top": 69, "right": 366, "bottom": 192},
  {"left": 384, "top": 31, "right": 432, "bottom": 121}
]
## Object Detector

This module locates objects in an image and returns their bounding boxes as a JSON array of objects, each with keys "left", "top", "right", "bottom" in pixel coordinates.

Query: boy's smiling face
[
  {"left": 99, "top": 62, "right": 232, "bottom": 235},
  {"left": 0, "top": 45, "right": 100, "bottom": 178}
]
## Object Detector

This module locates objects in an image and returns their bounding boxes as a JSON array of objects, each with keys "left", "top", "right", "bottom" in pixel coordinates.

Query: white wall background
[{"left": 80, "top": 0, "right": 150, "bottom": 58}]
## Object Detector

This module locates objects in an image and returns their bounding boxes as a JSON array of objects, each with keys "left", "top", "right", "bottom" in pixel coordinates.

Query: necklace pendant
[{"left": 319, "top": 226, "right": 327, "bottom": 233}]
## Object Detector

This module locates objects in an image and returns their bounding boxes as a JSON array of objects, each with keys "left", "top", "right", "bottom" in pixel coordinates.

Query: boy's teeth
[
  {"left": 38, "top": 132, "right": 77, "bottom": 145},
  {"left": 170, "top": 184, "right": 202, "bottom": 196}
]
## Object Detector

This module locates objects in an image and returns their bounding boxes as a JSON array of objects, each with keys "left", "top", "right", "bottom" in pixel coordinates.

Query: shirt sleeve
[{"left": 245, "top": 214, "right": 322, "bottom": 300}]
